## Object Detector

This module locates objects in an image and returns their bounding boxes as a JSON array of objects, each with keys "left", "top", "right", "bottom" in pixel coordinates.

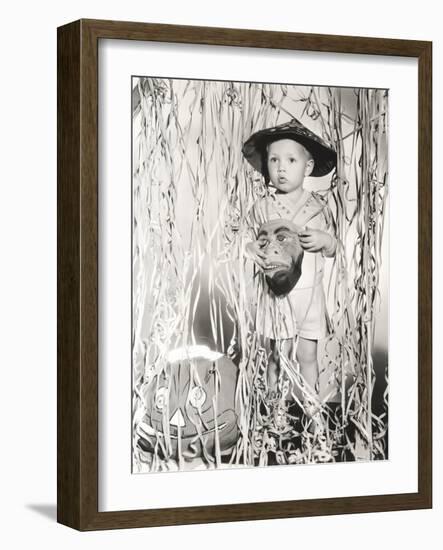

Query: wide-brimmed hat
[{"left": 242, "top": 118, "right": 337, "bottom": 178}]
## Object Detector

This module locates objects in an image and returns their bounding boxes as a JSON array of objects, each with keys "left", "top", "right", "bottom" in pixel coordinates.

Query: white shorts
[{"left": 257, "top": 281, "right": 329, "bottom": 341}]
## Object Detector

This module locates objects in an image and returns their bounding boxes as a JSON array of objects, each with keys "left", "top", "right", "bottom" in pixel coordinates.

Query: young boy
[{"left": 242, "top": 119, "right": 337, "bottom": 433}]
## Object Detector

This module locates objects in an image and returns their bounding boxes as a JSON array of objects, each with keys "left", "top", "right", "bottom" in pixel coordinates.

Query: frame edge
[
  {"left": 57, "top": 19, "right": 82, "bottom": 530},
  {"left": 417, "top": 40, "right": 432, "bottom": 510},
  {"left": 57, "top": 18, "right": 433, "bottom": 530}
]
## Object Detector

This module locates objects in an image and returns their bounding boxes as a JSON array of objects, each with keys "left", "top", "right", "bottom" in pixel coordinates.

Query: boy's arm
[
  {"left": 298, "top": 227, "right": 336, "bottom": 256},
  {"left": 320, "top": 202, "right": 337, "bottom": 258},
  {"left": 321, "top": 232, "right": 337, "bottom": 258},
  {"left": 298, "top": 199, "right": 337, "bottom": 257}
]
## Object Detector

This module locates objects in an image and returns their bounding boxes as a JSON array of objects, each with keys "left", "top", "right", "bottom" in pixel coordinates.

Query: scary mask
[
  {"left": 248, "top": 219, "right": 304, "bottom": 296},
  {"left": 137, "top": 346, "right": 239, "bottom": 463}
]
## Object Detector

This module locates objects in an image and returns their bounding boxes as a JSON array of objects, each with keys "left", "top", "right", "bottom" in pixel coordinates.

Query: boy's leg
[
  {"left": 265, "top": 339, "right": 295, "bottom": 432},
  {"left": 269, "top": 338, "right": 295, "bottom": 395},
  {"left": 267, "top": 340, "right": 279, "bottom": 395},
  {"left": 296, "top": 337, "right": 319, "bottom": 394},
  {"left": 296, "top": 337, "right": 323, "bottom": 433}
]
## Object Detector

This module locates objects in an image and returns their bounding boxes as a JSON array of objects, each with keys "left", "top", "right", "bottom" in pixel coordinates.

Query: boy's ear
[{"left": 304, "top": 158, "right": 314, "bottom": 177}]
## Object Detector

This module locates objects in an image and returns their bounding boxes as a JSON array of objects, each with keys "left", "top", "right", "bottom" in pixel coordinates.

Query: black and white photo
[{"left": 132, "top": 77, "right": 389, "bottom": 473}]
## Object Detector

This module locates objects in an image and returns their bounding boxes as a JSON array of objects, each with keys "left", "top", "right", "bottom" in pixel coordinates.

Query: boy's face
[{"left": 266, "top": 139, "right": 314, "bottom": 193}]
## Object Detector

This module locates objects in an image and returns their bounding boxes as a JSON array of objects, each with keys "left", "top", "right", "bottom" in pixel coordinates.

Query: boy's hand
[
  {"left": 245, "top": 241, "right": 267, "bottom": 270},
  {"left": 298, "top": 228, "right": 333, "bottom": 253}
]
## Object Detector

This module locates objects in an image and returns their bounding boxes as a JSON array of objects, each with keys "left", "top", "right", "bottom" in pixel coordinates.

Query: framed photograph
[{"left": 57, "top": 19, "right": 432, "bottom": 530}]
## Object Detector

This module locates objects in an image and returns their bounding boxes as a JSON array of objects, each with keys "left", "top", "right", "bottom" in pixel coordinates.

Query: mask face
[
  {"left": 250, "top": 219, "right": 304, "bottom": 296},
  {"left": 138, "top": 351, "right": 239, "bottom": 462}
]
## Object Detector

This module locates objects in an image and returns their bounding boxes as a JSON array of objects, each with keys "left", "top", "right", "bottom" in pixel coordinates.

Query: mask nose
[
  {"left": 268, "top": 243, "right": 282, "bottom": 255},
  {"left": 170, "top": 408, "right": 186, "bottom": 427}
]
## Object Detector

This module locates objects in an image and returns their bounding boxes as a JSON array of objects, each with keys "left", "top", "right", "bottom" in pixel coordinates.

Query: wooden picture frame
[{"left": 57, "top": 18, "right": 432, "bottom": 530}]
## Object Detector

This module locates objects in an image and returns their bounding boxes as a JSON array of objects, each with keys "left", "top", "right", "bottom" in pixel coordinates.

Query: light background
[{"left": 0, "top": 0, "right": 440, "bottom": 547}]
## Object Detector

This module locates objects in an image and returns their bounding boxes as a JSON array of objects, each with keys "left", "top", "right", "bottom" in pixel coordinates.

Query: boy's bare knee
[{"left": 296, "top": 339, "right": 317, "bottom": 365}]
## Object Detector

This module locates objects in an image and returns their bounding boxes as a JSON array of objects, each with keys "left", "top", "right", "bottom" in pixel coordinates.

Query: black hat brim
[{"left": 242, "top": 123, "right": 337, "bottom": 178}]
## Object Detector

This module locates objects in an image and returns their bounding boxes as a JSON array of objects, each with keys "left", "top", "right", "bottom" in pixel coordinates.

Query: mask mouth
[{"left": 262, "top": 261, "right": 291, "bottom": 274}]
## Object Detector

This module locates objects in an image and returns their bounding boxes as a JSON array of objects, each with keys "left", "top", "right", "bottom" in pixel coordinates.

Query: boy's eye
[
  {"left": 277, "top": 234, "right": 286, "bottom": 242},
  {"left": 289, "top": 158, "right": 296, "bottom": 163}
]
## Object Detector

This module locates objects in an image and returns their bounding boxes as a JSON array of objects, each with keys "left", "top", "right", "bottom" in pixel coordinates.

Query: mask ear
[{"left": 304, "top": 158, "right": 314, "bottom": 177}]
